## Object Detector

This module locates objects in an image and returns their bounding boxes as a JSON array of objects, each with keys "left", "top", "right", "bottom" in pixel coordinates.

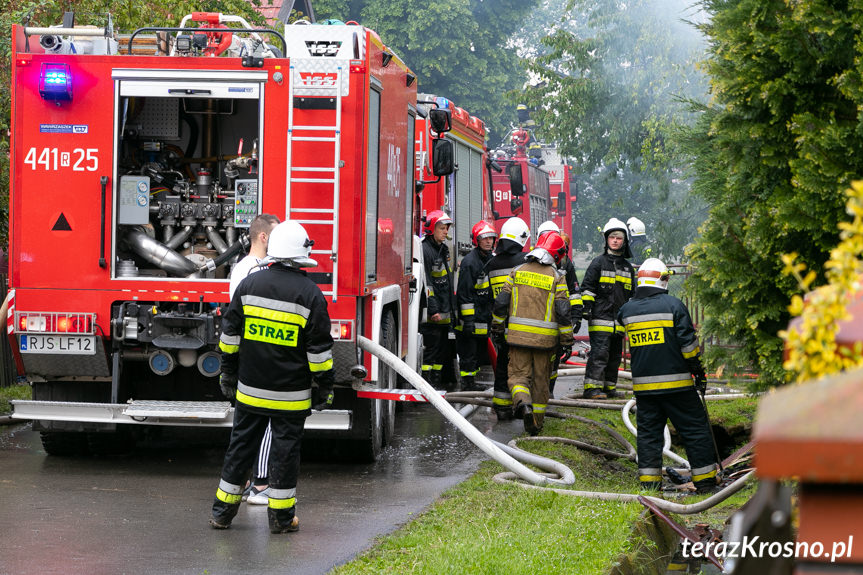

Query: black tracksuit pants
[
  {"left": 212, "top": 403, "right": 305, "bottom": 527},
  {"left": 457, "top": 332, "right": 489, "bottom": 378},
  {"left": 635, "top": 389, "right": 718, "bottom": 489},
  {"left": 584, "top": 331, "right": 623, "bottom": 391},
  {"left": 492, "top": 340, "right": 513, "bottom": 411}
]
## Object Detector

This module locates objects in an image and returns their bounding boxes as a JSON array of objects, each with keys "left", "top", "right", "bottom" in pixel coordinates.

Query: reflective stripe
[
  {"left": 494, "top": 391, "right": 512, "bottom": 400},
  {"left": 461, "top": 309, "right": 475, "bottom": 317},
  {"left": 430, "top": 268, "right": 448, "bottom": 277},
  {"left": 237, "top": 390, "right": 312, "bottom": 411},
  {"left": 621, "top": 313, "right": 673, "bottom": 325},
  {"left": 307, "top": 350, "right": 333, "bottom": 365},
  {"left": 589, "top": 319, "right": 615, "bottom": 328},
  {"left": 220, "top": 333, "right": 241, "bottom": 346},
  {"left": 601, "top": 270, "right": 616, "bottom": 277},
  {"left": 638, "top": 467, "right": 662, "bottom": 476},
  {"left": 692, "top": 468, "right": 718, "bottom": 483},
  {"left": 533, "top": 404, "right": 546, "bottom": 414},
  {"left": 625, "top": 320, "right": 673, "bottom": 331},
  {"left": 616, "top": 275, "right": 632, "bottom": 286},
  {"left": 219, "top": 479, "right": 244, "bottom": 495},
  {"left": 269, "top": 497, "right": 297, "bottom": 510},
  {"left": 583, "top": 377, "right": 604, "bottom": 390},
  {"left": 241, "top": 295, "right": 311, "bottom": 319},
  {"left": 216, "top": 488, "right": 243, "bottom": 504},
  {"left": 632, "top": 373, "right": 692, "bottom": 385},
  {"left": 599, "top": 276, "right": 615, "bottom": 284},
  {"left": 514, "top": 270, "right": 555, "bottom": 290},
  {"left": 219, "top": 340, "right": 239, "bottom": 353},
  {"left": 268, "top": 487, "right": 297, "bottom": 499},
  {"left": 511, "top": 317, "right": 557, "bottom": 330},
  {"left": 238, "top": 382, "right": 312, "bottom": 401},
  {"left": 243, "top": 304, "right": 309, "bottom": 328},
  {"left": 460, "top": 304, "right": 475, "bottom": 312},
  {"left": 682, "top": 346, "right": 701, "bottom": 359},
  {"left": 492, "top": 314, "right": 506, "bottom": 323},
  {"left": 492, "top": 396, "right": 513, "bottom": 406},
  {"left": 421, "top": 365, "right": 432, "bottom": 371},
  {"left": 632, "top": 373, "right": 693, "bottom": 393},
  {"left": 559, "top": 326, "right": 573, "bottom": 335},
  {"left": 431, "top": 364, "right": 443, "bottom": 370},
  {"left": 581, "top": 294, "right": 595, "bottom": 302},
  {"left": 459, "top": 370, "right": 480, "bottom": 377},
  {"left": 588, "top": 324, "right": 615, "bottom": 333},
  {"left": 545, "top": 293, "right": 553, "bottom": 322},
  {"left": 555, "top": 284, "right": 568, "bottom": 292},
  {"left": 639, "top": 475, "right": 662, "bottom": 483},
  {"left": 509, "top": 321, "right": 558, "bottom": 337},
  {"left": 511, "top": 385, "right": 531, "bottom": 396},
  {"left": 691, "top": 464, "right": 717, "bottom": 479},
  {"left": 474, "top": 279, "right": 490, "bottom": 289}
]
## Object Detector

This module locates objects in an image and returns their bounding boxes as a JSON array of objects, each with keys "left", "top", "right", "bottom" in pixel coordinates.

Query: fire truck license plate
[{"left": 19, "top": 335, "right": 96, "bottom": 355}]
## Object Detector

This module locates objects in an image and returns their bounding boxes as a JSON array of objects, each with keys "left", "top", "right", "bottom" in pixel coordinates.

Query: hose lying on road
[{"left": 357, "top": 335, "right": 754, "bottom": 513}]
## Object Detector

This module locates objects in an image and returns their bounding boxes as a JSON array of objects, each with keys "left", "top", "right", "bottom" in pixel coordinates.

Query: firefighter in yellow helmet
[{"left": 491, "top": 231, "right": 573, "bottom": 435}]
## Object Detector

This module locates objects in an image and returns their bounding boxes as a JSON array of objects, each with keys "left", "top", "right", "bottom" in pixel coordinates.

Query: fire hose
[{"left": 357, "top": 336, "right": 755, "bottom": 514}]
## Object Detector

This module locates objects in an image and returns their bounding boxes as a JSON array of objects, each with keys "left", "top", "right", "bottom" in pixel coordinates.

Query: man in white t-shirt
[{"left": 228, "top": 213, "right": 280, "bottom": 504}]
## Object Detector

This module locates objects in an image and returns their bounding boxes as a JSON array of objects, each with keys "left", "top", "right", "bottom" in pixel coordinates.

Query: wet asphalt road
[{"left": 0, "top": 398, "right": 528, "bottom": 575}]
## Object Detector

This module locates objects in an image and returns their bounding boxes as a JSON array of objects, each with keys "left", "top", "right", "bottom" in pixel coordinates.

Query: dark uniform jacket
[
  {"left": 219, "top": 264, "right": 335, "bottom": 417},
  {"left": 617, "top": 286, "right": 702, "bottom": 395},
  {"left": 580, "top": 253, "right": 635, "bottom": 334},
  {"left": 487, "top": 239, "right": 527, "bottom": 300},
  {"left": 491, "top": 260, "right": 574, "bottom": 350},
  {"left": 421, "top": 236, "right": 454, "bottom": 325},
  {"left": 560, "top": 256, "right": 583, "bottom": 327},
  {"left": 456, "top": 247, "right": 493, "bottom": 335}
]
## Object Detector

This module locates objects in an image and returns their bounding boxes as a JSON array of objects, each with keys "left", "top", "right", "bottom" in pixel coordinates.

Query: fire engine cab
[{"left": 7, "top": 13, "right": 453, "bottom": 460}]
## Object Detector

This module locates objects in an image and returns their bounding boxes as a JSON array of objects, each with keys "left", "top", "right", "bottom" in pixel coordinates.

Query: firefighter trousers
[
  {"left": 212, "top": 403, "right": 305, "bottom": 528},
  {"left": 584, "top": 331, "right": 623, "bottom": 392},
  {"left": 508, "top": 346, "right": 555, "bottom": 429},
  {"left": 493, "top": 340, "right": 513, "bottom": 414},
  {"left": 457, "top": 332, "right": 488, "bottom": 378},
  {"left": 420, "top": 323, "right": 449, "bottom": 387},
  {"left": 635, "top": 389, "right": 718, "bottom": 490}
]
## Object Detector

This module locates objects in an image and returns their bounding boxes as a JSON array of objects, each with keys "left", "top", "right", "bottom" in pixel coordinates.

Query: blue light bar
[
  {"left": 39, "top": 63, "right": 73, "bottom": 102},
  {"left": 435, "top": 96, "right": 451, "bottom": 109}
]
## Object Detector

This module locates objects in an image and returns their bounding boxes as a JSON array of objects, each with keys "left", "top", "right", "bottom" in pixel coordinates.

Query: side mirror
[
  {"left": 429, "top": 108, "right": 452, "bottom": 134},
  {"left": 507, "top": 163, "right": 524, "bottom": 196},
  {"left": 432, "top": 138, "right": 455, "bottom": 177}
]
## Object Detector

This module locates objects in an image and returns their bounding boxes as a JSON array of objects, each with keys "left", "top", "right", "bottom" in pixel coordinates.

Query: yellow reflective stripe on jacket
[
  {"left": 509, "top": 322, "right": 558, "bottom": 337},
  {"left": 474, "top": 279, "right": 490, "bottom": 289},
  {"left": 244, "top": 318, "right": 300, "bottom": 347},
  {"left": 632, "top": 379, "right": 693, "bottom": 393},
  {"left": 236, "top": 390, "right": 312, "bottom": 411},
  {"left": 219, "top": 333, "right": 240, "bottom": 354},
  {"left": 624, "top": 320, "right": 673, "bottom": 331},
  {"left": 588, "top": 324, "right": 615, "bottom": 333},
  {"left": 431, "top": 268, "right": 448, "bottom": 277},
  {"left": 243, "top": 304, "right": 308, "bottom": 328},
  {"left": 599, "top": 276, "right": 615, "bottom": 284},
  {"left": 219, "top": 341, "right": 239, "bottom": 354},
  {"left": 581, "top": 293, "right": 595, "bottom": 302},
  {"left": 513, "top": 271, "right": 554, "bottom": 290},
  {"left": 307, "top": 350, "right": 333, "bottom": 372}
]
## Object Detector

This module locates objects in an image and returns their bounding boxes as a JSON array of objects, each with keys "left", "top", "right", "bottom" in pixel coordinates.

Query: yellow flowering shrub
[{"left": 780, "top": 181, "right": 863, "bottom": 382}]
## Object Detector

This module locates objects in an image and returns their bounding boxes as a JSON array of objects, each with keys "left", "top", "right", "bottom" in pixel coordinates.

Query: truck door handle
[
  {"left": 168, "top": 88, "right": 212, "bottom": 95},
  {"left": 99, "top": 176, "right": 108, "bottom": 269}
]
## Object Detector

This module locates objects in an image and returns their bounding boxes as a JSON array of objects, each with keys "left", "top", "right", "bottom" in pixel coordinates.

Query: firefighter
[
  {"left": 211, "top": 220, "right": 335, "bottom": 534},
  {"left": 420, "top": 210, "right": 455, "bottom": 389},
  {"left": 228, "top": 213, "right": 280, "bottom": 506},
  {"left": 580, "top": 218, "right": 636, "bottom": 399},
  {"left": 456, "top": 221, "right": 497, "bottom": 391},
  {"left": 626, "top": 217, "right": 652, "bottom": 266},
  {"left": 617, "top": 258, "right": 718, "bottom": 493},
  {"left": 491, "top": 231, "right": 573, "bottom": 435},
  {"left": 486, "top": 217, "right": 530, "bottom": 420}
]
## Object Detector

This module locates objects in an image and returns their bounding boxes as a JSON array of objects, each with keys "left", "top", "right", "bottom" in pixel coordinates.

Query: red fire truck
[
  {"left": 7, "top": 13, "right": 453, "bottom": 460},
  {"left": 542, "top": 153, "right": 575, "bottom": 242}
]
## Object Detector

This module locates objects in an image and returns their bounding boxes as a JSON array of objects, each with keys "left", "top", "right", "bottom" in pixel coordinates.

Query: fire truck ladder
[{"left": 286, "top": 65, "right": 343, "bottom": 303}]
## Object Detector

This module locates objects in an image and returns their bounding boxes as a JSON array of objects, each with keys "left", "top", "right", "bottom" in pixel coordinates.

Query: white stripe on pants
[{"left": 253, "top": 421, "right": 272, "bottom": 480}]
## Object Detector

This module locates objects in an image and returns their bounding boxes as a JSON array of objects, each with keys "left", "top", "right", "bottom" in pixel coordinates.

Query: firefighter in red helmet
[
  {"left": 420, "top": 210, "right": 455, "bottom": 388},
  {"left": 455, "top": 221, "right": 497, "bottom": 391},
  {"left": 491, "top": 231, "right": 573, "bottom": 435}
]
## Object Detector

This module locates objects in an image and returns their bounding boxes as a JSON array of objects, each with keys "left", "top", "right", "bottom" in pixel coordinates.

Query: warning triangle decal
[{"left": 52, "top": 213, "right": 72, "bottom": 231}]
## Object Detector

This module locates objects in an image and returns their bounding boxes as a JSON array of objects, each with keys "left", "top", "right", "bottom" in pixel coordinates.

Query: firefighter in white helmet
[
  {"left": 211, "top": 220, "right": 335, "bottom": 534},
  {"left": 626, "top": 217, "right": 652, "bottom": 266},
  {"left": 491, "top": 231, "right": 573, "bottom": 435},
  {"left": 617, "top": 258, "right": 718, "bottom": 493},
  {"left": 485, "top": 217, "right": 530, "bottom": 419},
  {"left": 420, "top": 210, "right": 455, "bottom": 389},
  {"left": 579, "top": 218, "right": 636, "bottom": 399},
  {"left": 455, "top": 221, "right": 497, "bottom": 391}
]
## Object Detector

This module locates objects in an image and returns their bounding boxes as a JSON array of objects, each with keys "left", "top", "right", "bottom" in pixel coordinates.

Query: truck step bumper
[{"left": 11, "top": 400, "right": 351, "bottom": 431}]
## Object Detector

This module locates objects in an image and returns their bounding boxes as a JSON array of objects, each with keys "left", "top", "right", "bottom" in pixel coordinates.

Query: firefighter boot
[
  {"left": 516, "top": 403, "right": 539, "bottom": 436},
  {"left": 602, "top": 386, "right": 619, "bottom": 399},
  {"left": 210, "top": 500, "right": 241, "bottom": 530},
  {"left": 582, "top": 388, "right": 607, "bottom": 400},
  {"left": 268, "top": 507, "right": 300, "bottom": 534},
  {"left": 461, "top": 375, "right": 482, "bottom": 392}
]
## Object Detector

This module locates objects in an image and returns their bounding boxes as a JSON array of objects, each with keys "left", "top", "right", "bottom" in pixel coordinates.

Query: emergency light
[{"left": 39, "top": 63, "right": 73, "bottom": 102}]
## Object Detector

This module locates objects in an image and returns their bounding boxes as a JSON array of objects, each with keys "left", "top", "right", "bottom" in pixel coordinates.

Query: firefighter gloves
[
  {"left": 313, "top": 383, "right": 335, "bottom": 411},
  {"left": 692, "top": 367, "right": 708, "bottom": 393},
  {"left": 219, "top": 373, "right": 238, "bottom": 400}
]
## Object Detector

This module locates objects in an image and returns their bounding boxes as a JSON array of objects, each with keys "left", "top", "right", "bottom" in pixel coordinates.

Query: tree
[
  {"left": 517, "top": 0, "right": 709, "bottom": 258},
  {"left": 686, "top": 0, "right": 863, "bottom": 385},
  {"left": 312, "top": 0, "right": 538, "bottom": 146}
]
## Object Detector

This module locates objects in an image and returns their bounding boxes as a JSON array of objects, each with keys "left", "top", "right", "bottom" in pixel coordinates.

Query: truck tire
[
  {"left": 349, "top": 310, "right": 397, "bottom": 462},
  {"left": 379, "top": 311, "right": 397, "bottom": 447},
  {"left": 40, "top": 431, "right": 89, "bottom": 456}
]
